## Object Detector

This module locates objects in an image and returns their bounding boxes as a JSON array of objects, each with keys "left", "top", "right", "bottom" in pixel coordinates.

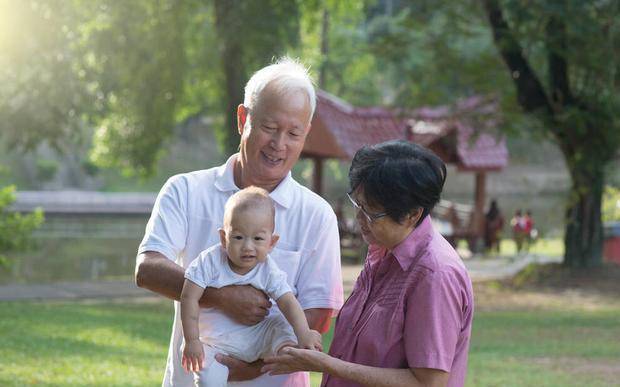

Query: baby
[{"left": 180, "top": 186, "right": 322, "bottom": 386}]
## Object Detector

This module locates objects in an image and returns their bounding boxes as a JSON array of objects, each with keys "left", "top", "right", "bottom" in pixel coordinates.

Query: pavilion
[{"left": 301, "top": 90, "right": 508, "bottom": 249}]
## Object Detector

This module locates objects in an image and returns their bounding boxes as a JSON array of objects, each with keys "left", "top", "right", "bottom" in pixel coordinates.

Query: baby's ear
[
  {"left": 269, "top": 234, "right": 280, "bottom": 250},
  {"left": 218, "top": 228, "right": 227, "bottom": 249}
]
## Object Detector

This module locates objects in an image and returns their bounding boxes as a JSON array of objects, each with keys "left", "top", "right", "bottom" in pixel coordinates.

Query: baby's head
[{"left": 219, "top": 187, "right": 279, "bottom": 273}]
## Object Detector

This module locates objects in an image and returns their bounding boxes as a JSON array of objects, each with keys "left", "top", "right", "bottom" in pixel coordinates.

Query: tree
[
  {"left": 213, "top": 0, "right": 301, "bottom": 154},
  {"left": 481, "top": 0, "right": 620, "bottom": 267}
]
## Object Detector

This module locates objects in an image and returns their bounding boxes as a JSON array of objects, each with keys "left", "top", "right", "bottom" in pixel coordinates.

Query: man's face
[{"left": 238, "top": 85, "right": 312, "bottom": 186}]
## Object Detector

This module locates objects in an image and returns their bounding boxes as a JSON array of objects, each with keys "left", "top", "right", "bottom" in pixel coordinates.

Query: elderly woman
[{"left": 263, "top": 140, "right": 474, "bottom": 387}]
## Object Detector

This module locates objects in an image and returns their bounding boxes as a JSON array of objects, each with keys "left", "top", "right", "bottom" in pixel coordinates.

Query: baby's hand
[
  {"left": 297, "top": 329, "right": 323, "bottom": 352},
  {"left": 182, "top": 339, "right": 204, "bottom": 372}
]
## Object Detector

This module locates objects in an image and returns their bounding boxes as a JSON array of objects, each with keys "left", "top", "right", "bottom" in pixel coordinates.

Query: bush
[
  {"left": 603, "top": 186, "right": 620, "bottom": 222},
  {"left": 0, "top": 185, "right": 44, "bottom": 267},
  {"left": 35, "top": 158, "right": 59, "bottom": 182}
]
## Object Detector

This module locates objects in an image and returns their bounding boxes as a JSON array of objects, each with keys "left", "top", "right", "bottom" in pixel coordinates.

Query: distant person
[
  {"left": 484, "top": 199, "right": 504, "bottom": 254},
  {"left": 180, "top": 187, "right": 322, "bottom": 386},
  {"left": 510, "top": 209, "right": 526, "bottom": 253},
  {"left": 523, "top": 210, "right": 537, "bottom": 251},
  {"left": 263, "top": 141, "right": 474, "bottom": 387},
  {"left": 135, "top": 57, "right": 343, "bottom": 387}
]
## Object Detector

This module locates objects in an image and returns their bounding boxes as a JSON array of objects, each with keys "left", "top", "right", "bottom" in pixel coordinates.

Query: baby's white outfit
[{"left": 184, "top": 244, "right": 297, "bottom": 387}]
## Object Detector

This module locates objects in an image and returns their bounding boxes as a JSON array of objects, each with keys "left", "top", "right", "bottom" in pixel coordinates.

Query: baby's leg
[
  {"left": 275, "top": 340, "right": 298, "bottom": 355},
  {"left": 262, "top": 314, "right": 298, "bottom": 357},
  {"left": 193, "top": 359, "right": 228, "bottom": 387}
]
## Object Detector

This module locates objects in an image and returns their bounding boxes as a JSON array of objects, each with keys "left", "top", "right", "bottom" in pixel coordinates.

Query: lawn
[{"left": 1, "top": 282, "right": 619, "bottom": 386}]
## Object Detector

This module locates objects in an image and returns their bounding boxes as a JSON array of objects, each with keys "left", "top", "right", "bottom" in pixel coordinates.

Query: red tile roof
[
  {"left": 304, "top": 90, "right": 508, "bottom": 171},
  {"left": 306, "top": 90, "right": 404, "bottom": 159},
  {"left": 407, "top": 95, "right": 508, "bottom": 171}
]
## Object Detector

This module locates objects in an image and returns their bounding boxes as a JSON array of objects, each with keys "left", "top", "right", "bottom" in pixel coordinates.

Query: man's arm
[
  {"left": 135, "top": 251, "right": 186, "bottom": 301},
  {"left": 135, "top": 251, "right": 271, "bottom": 323},
  {"left": 304, "top": 308, "right": 333, "bottom": 333}
]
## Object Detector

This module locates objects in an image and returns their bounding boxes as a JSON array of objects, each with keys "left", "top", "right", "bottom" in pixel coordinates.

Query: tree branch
[
  {"left": 481, "top": 0, "right": 551, "bottom": 113},
  {"left": 546, "top": 14, "right": 574, "bottom": 108}
]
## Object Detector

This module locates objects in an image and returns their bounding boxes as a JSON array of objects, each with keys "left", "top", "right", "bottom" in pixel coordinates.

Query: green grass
[
  {"left": 0, "top": 301, "right": 173, "bottom": 386},
  {"left": 467, "top": 310, "right": 620, "bottom": 387},
  {"left": 1, "top": 297, "right": 619, "bottom": 386},
  {"left": 498, "top": 238, "right": 565, "bottom": 257},
  {"left": 458, "top": 238, "right": 565, "bottom": 257}
]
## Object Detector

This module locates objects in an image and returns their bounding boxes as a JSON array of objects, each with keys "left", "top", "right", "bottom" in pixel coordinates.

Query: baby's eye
[
  {"left": 233, "top": 235, "right": 243, "bottom": 240},
  {"left": 254, "top": 237, "right": 264, "bottom": 241}
]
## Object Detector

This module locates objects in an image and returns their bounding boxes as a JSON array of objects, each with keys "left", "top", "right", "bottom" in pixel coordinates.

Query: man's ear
[
  {"left": 237, "top": 104, "right": 248, "bottom": 135},
  {"left": 218, "top": 228, "right": 227, "bottom": 249},
  {"left": 269, "top": 234, "right": 280, "bottom": 251}
]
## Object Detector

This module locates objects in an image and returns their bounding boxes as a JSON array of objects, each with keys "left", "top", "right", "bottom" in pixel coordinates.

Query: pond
[
  {"left": 1, "top": 192, "right": 570, "bottom": 285},
  {"left": 0, "top": 215, "right": 148, "bottom": 285}
]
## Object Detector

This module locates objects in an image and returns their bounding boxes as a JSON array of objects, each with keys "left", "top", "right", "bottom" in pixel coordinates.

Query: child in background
[{"left": 180, "top": 187, "right": 322, "bottom": 386}]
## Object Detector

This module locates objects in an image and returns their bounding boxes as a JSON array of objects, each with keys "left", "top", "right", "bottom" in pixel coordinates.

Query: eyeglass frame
[{"left": 346, "top": 192, "right": 388, "bottom": 223}]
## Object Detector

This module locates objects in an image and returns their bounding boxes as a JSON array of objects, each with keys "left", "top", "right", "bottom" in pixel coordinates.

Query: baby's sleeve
[
  {"left": 184, "top": 250, "right": 213, "bottom": 289},
  {"left": 265, "top": 259, "right": 292, "bottom": 301}
]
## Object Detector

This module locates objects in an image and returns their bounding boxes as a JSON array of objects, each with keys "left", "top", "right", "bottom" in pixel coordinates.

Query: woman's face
[{"left": 350, "top": 188, "right": 420, "bottom": 250}]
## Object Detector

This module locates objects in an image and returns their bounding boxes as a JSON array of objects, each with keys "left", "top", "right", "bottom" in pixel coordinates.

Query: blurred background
[{"left": 1, "top": 0, "right": 619, "bottom": 386}]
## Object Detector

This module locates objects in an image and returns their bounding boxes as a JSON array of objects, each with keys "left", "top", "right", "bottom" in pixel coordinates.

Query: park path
[{"left": 0, "top": 254, "right": 561, "bottom": 301}]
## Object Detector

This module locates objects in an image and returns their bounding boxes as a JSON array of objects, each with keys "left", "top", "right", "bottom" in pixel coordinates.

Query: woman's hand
[{"left": 262, "top": 347, "right": 332, "bottom": 375}]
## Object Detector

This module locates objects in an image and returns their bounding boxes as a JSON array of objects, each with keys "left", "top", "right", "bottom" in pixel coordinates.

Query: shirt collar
[
  {"left": 213, "top": 153, "right": 294, "bottom": 209},
  {"left": 391, "top": 215, "right": 434, "bottom": 271}
]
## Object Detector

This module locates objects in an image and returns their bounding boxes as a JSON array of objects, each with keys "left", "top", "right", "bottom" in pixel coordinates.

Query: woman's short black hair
[{"left": 348, "top": 140, "right": 447, "bottom": 225}]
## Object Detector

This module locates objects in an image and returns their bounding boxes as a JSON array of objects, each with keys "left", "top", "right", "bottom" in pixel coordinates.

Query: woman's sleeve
[{"left": 404, "top": 270, "right": 465, "bottom": 372}]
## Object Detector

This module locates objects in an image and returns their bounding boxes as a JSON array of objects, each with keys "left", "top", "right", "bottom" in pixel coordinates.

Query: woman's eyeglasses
[{"left": 347, "top": 193, "right": 387, "bottom": 223}]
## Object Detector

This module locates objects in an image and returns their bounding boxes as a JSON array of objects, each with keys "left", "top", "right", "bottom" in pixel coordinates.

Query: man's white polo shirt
[{"left": 138, "top": 154, "right": 344, "bottom": 387}]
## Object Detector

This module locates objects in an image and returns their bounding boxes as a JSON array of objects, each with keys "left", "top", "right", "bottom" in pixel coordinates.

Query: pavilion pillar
[{"left": 313, "top": 157, "right": 324, "bottom": 195}]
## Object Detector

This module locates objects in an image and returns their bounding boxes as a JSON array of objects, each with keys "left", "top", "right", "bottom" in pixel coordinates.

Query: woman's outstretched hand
[{"left": 262, "top": 347, "right": 332, "bottom": 375}]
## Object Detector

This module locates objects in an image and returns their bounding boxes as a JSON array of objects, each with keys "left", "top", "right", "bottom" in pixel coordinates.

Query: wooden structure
[
  {"left": 12, "top": 191, "right": 156, "bottom": 238},
  {"left": 302, "top": 91, "right": 508, "bottom": 250},
  {"left": 406, "top": 95, "right": 508, "bottom": 249},
  {"left": 302, "top": 90, "right": 404, "bottom": 194}
]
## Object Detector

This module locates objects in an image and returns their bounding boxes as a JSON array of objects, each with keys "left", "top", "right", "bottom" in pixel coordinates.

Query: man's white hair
[{"left": 243, "top": 56, "right": 316, "bottom": 119}]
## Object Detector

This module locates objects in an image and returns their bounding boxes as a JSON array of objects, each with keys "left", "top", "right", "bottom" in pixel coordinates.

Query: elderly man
[{"left": 135, "top": 58, "right": 344, "bottom": 386}]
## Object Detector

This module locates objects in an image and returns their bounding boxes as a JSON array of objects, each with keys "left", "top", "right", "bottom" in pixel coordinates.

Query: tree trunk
[
  {"left": 214, "top": 0, "right": 246, "bottom": 154},
  {"left": 563, "top": 157, "right": 605, "bottom": 268}
]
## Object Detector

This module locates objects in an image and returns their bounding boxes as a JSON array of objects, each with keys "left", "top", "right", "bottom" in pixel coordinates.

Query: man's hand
[
  {"left": 206, "top": 285, "right": 271, "bottom": 325},
  {"left": 215, "top": 353, "right": 264, "bottom": 381}
]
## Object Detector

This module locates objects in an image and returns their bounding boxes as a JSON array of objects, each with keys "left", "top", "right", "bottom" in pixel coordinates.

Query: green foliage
[
  {"left": 0, "top": 185, "right": 44, "bottom": 267},
  {"left": 0, "top": 0, "right": 95, "bottom": 152},
  {"left": 35, "top": 158, "right": 58, "bottom": 182},
  {"left": 85, "top": 0, "right": 189, "bottom": 176},
  {"left": 603, "top": 186, "right": 620, "bottom": 222}
]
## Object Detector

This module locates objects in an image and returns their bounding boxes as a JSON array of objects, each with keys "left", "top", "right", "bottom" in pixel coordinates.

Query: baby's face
[{"left": 219, "top": 207, "right": 278, "bottom": 274}]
